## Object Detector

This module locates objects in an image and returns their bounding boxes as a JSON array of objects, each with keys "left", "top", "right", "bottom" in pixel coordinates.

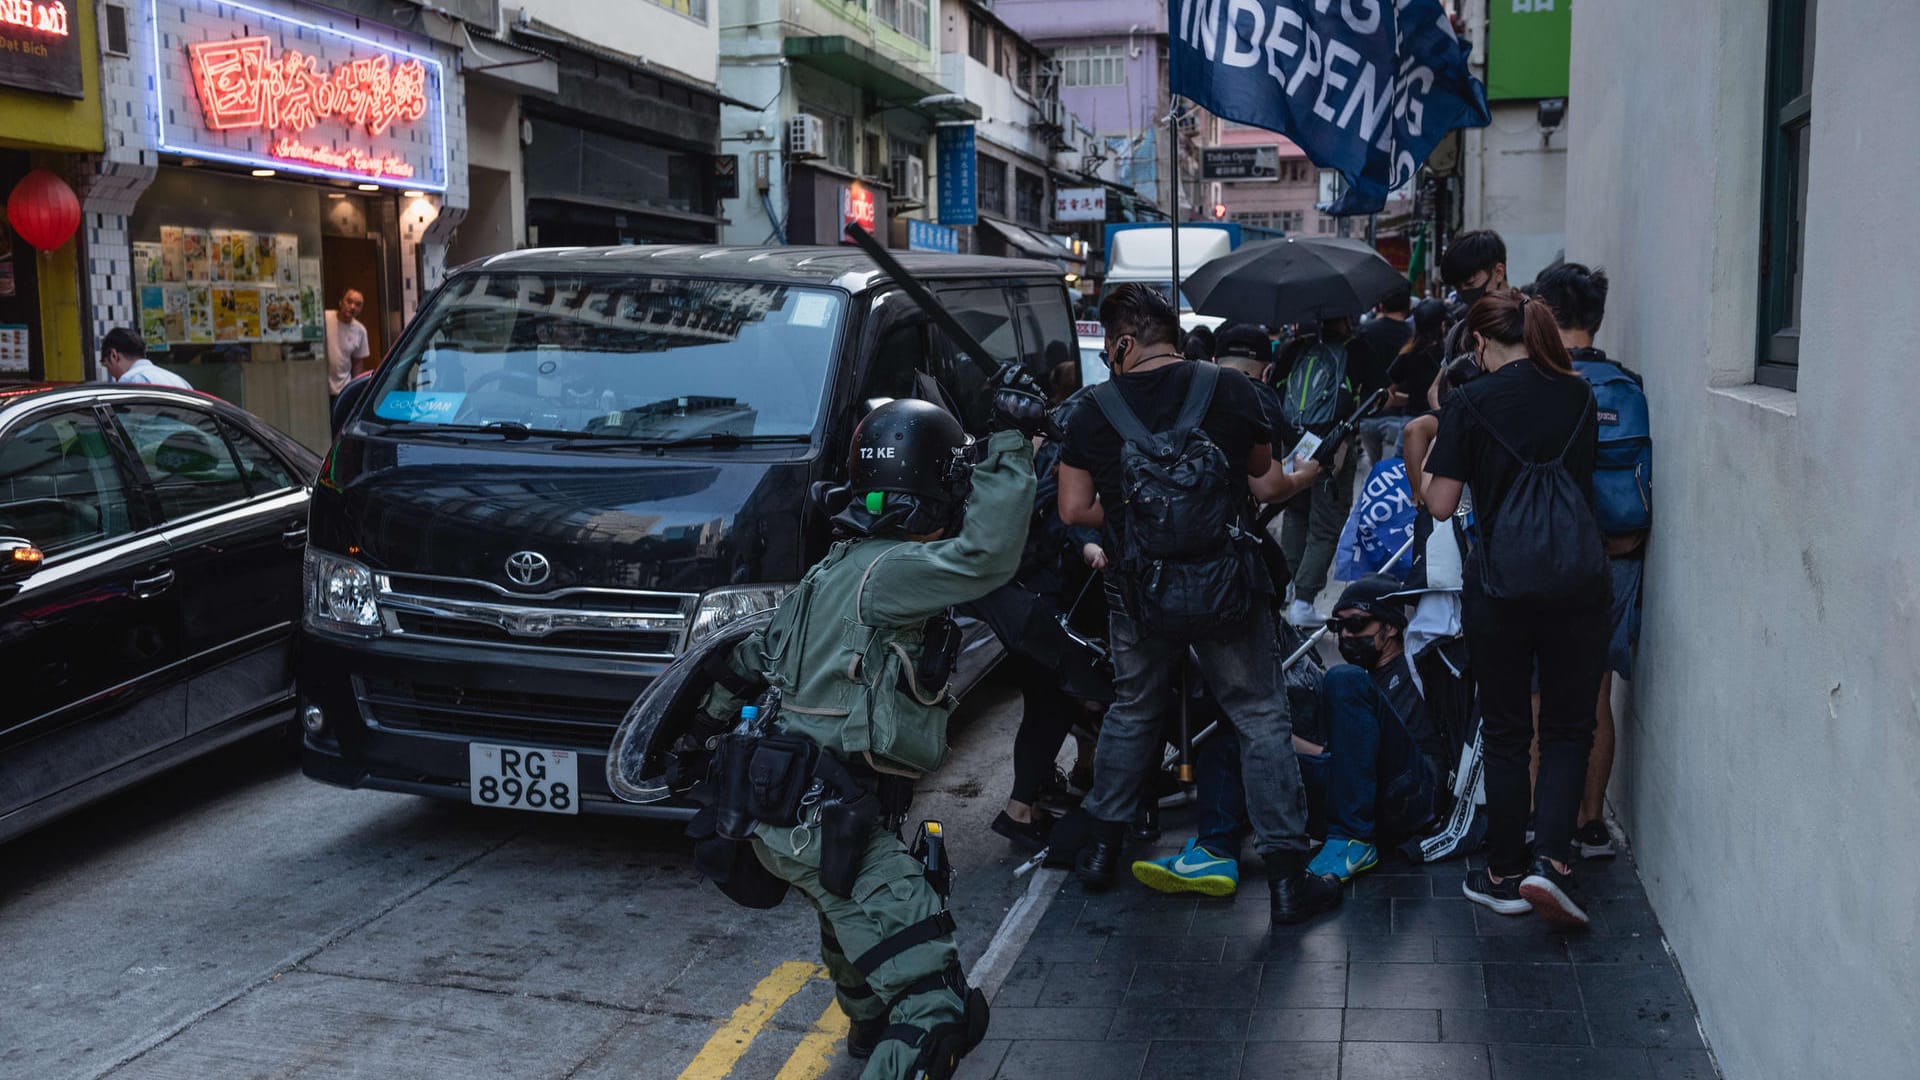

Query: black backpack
[
  {"left": 1091, "top": 364, "right": 1258, "bottom": 640},
  {"left": 1456, "top": 387, "right": 1608, "bottom": 601},
  {"left": 1279, "top": 337, "right": 1351, "bottom": 431}
]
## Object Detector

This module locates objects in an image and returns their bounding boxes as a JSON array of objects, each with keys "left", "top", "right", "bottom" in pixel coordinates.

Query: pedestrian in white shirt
[
  {"left": 100, "top": 328, "right": 192, "bottom": 389},
  {"left": 325, "top": 288, "right": 371, "bottom": 406}
]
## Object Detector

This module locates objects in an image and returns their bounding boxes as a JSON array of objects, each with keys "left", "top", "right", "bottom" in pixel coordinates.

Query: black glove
[
  {"left": 990, "top": 364, "right": 1052, "bottom": 438},
  {"left": 1311, "top": 422, "right": 1353, "bottom": 469}
]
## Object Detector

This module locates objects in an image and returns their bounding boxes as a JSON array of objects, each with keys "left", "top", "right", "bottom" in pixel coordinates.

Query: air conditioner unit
[
  {"left": 891, "top": 155, "right": 926, "bottom": 203},
  {"left": 787, "top": 114, "right": 825, "bottom": 160}
]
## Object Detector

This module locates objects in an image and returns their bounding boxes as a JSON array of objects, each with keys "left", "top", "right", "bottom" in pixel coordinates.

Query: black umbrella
[{"left": 1183, "top": 235, "right": 1406, "bottom": 328}]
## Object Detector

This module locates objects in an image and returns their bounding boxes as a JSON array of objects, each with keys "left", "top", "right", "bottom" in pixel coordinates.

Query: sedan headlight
[
  {"left": 304, "top": 548, "right": 382, "bottom": 635},
  {"left": 683, "top": 584, "right": 793, "bottom": 650}
]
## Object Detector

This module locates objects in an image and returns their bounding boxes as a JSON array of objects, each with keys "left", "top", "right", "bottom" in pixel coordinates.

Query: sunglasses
[{"left": 1326, "top": 613, "right": 1379, "bottom": 635}]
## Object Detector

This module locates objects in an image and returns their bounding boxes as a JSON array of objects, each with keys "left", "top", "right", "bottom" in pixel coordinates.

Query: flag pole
[{"left": 1168, "top": 96, "right": 1181, "bottom": 316}]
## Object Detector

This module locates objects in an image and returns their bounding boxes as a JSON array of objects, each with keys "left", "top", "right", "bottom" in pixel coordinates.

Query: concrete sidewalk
[{"left": 965, "top": 831, "right": 1721, "bottom": 1080}]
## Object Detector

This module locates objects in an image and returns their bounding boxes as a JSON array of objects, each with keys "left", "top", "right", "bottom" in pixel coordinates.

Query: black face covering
[
  {"left": 1337, "top": 631, "right": 1384, "bottom": 669},
  {"left": 1456, "top": 285, "right": 1489, "bottom": 309}
]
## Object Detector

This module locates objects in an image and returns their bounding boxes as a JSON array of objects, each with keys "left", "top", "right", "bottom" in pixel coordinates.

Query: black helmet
[{"left": 829, "top": 399, "right": 973, "bottom": 537}]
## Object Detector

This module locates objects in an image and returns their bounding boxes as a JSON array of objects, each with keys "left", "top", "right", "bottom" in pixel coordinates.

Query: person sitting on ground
[{"left": 1132, "top": 576, "right": 1446, "bottom": 894}]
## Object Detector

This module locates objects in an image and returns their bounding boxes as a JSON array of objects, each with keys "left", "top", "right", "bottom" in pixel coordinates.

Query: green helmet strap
[{"left": 866, "top": 491, "right": 885, "bottom": 515}]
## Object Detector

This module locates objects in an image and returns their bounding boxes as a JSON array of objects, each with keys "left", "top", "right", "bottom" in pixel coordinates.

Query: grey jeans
[
  {"left": 1082, "top": 601, "right": 1312, "bottom": 856},
  {"left": 1280, "top": 444, "right": 1359, "bottom": 602}
]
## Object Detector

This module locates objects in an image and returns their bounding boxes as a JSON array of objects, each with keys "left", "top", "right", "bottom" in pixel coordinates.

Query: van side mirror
[
  {"left": 0, "top": 537, "right": 45, "bottom": 581},
  {"left": 332, "top": 373, "right": 374, "bottom": 435}
]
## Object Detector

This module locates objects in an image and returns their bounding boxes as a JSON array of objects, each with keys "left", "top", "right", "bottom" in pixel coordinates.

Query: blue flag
[
  {"left": 1170, "top": 0, "right": 1489, "bottom": 215},
  {"left": 1335, "top": 456, "right": 1418, "bottom": 582}
]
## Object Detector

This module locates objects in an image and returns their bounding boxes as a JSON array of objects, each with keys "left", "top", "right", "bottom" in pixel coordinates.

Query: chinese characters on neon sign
[
  {"left": 186, "top": 35, "right": 429, "bottom": 179},
  {"left": 0, "top": 0, "right": 69, "bottom": 36}
]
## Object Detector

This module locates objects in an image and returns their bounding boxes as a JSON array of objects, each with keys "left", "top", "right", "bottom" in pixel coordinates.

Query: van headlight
[
  {"left": 684, "top": 584, "right": 793, "bottom": 650},
  {"left": 304, "top": 549, "right": 382, "bottom": 635}
]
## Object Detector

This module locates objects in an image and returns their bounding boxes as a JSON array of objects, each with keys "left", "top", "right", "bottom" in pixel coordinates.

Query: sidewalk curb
[{"left": 970, "top": 867, "right": 1065, "bottom": 1002}]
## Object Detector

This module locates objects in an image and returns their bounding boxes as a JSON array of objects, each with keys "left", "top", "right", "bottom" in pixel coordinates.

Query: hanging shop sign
[
  {"left": 907, "top": 219, "right": 959, "bottom": 254},
  {"left": 1054, "top": 187, "right": 1106, "bottom": 223},
  {"left": 149, "top": 0, "right": 448, "bottom": 190},
  {"left": 935, "top": 124, "right": 976, "bottom": 226},
  {"left": 841, "top": 183, "right": 877, "bottom": 235},
  {"left": 0, "top": 0, "right": 83, "bottom": 97}
]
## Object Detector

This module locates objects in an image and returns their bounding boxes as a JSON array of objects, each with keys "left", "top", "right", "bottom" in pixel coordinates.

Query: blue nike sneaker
[
  {"left": 1308, "top": 837, "right": 1379, "bottom": 882},
  {"left": 1131, "top": 838, "right": 1239, "bottom": 897}
]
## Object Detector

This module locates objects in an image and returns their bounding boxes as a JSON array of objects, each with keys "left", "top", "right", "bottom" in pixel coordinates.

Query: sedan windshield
[{"left": 367, "top": 273, "right": 846, "bottom": 441}]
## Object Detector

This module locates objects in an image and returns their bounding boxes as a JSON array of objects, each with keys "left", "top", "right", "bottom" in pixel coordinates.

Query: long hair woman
[{"left": 1421, "top": 288, "right": 1608, "bottom": 928}]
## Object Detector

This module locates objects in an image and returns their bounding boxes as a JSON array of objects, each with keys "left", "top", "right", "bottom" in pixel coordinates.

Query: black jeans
[
  {"left": 1007, "top": 657, "right": 1076, "bottom": 805},
  {"left": 1280, "top": 444, "right": 1359, "bottom": 602},
  {"left": 1463, "top": 580, "right": 1610, "bottom": 875}
]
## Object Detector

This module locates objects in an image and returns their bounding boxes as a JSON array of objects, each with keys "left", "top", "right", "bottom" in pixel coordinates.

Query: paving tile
[
  {"left": 1270, "top": 898, "right": 1393, "bottom": 936},
  {"left": 1353, "top": 874, "right": 1433, "bottom": 899},
  {"left": 1578, "top": 964, "right": 1703, "bottom": 1049},
  {"left": 1392, "top": 898, "right": 1478, "bottom": 936},
  {"left": 1565, "top": 936, "right": 1673, "bottom": 966},
  {"left": 1482, "top": 963, "right": 1583, "bottom": 1011},
  {"left": 1647, "top": 1047, "right": 1722, "bottom": 1079},
  {"left": 1346, "top": 962, "right": 1486, "bottom": 1010},
  {"left": 1433, "top": 935, "right": 1570, "bottom": 964},
  {"left": 1077, "top": 898, "right": 1199, "bottom": 937},
  {"left": 1245, "top": 1007, "right": 1344, "bottom": 1042},
  {"left": 1108, "top": 1006, "right": 1249, "bottom": 1041},
  {"left": 1032, "top": 898, "right": 1084, "bottom": 937},
  {"left": 1340, "top": 1040, "right": 1492, "bottom": 1079},
  {"left": 1018, "top": 933, "right": 1108, "bottom": 964},
  {"left": 954, "top": 1040, "right": 1010, "bottom": 1080},
  {"left": 1238, "top": 1042, "right": 1340, "bottom": 1079},
  {"left": 1586, "top": 898, "right": 1663, "bottom": 936},
  {"left": 1346, "top": 935, "right": 1436, "bottom": 963},
  {"left": 994, "top": 1038, "right": 1149, "bottom": 1078},
  {"left": 1471, "top": 905, "right": 1585, "bottom": 939},
  {"left": 1102, "top": 934, "right": 1225, "bottom": 964},
  {"left": 1190, "top": 897, "right": 1276, "bottom": 935},
  {"left": 986, "top": 1007, "right": 1116, "bottom": 1041},
  {"left": 1488, "top": 1044, "right": 1652, "bottom": 1079},
  {"left": 1141, "top": 1038, "right": 1244, "bottom": 1080},
  {"left": 1034, "top": 962, "right": 1135, "bottom": 1008},
  {"left": 1442, "top": 1008, "right": 1592, "bottom": 1046},
  {"left": 1343, "top": 1008, "right": 1439, "bottom": 1042},
  {"left": 1125, "top": 962, "right": 1263, "bottom": 1008},
  {"left": 993, "top": 960, "right": 1049, "bottom": 1007},
  {"left": 1223, "top": 933, "right": 1349, "bottom": 964},
  {"left": 1254, "top": 962, "right": 1348, "bottom": 1009}
]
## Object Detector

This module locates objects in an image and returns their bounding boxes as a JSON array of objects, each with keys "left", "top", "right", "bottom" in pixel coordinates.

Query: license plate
[{"left": 468, "top": 743, "right": 579, "bottom": 815}]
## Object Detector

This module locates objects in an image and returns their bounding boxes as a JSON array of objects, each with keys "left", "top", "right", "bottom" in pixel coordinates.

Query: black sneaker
[
  {"left": 1575, "top": 820, "right": 1616, "bottom": 860},
  {"left": 1519, "top": 856, "right": 1591, "bottom": 928},
  {"left": 847, "top": 1014, "right": 888, "bottom": 1060},
  {"left": 991, "top": 810, "right": 1055, "bottom": 853},
  {"left": 1075, "top": 837, "right": 1121, "bottom": 890},
  {"left": 1462, "top": 867, "right": 1530, "bottom": 915}
]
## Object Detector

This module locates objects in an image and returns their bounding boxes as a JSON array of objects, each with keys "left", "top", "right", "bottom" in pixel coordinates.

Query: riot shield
[{"left": 606, "top": 609, "right": 776, "bottom": 803}]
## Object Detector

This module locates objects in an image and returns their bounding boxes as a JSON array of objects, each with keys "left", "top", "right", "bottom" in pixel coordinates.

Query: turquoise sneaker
[
  {"left": 1131, "top": 838, "right": 1239, "bottom": 897},
  {"left": 1308, "top": 837, "right": 1379, "bottom": 882}
]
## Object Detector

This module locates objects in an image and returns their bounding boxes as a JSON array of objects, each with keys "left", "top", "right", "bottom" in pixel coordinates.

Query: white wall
[
  {"left": 936, "top": 53, "right": 1048, "bottom": 168},
  {"left": 517, "top": 0, "right": 720, "bottom": 84},
  {"left": 1566, "top": 3, "right": 1920, "bottom": 1078},
  {"left": 1462, "top": 100, "right": 1566, "bottom": 286}
]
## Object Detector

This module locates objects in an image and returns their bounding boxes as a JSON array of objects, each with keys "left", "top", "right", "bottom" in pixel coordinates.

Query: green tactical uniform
[{"left": 701, "top": 428, "right": 1035, "bottom": 1079}]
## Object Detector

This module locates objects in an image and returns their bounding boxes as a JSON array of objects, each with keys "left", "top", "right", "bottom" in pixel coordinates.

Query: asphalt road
[{"left": 0, "top": 677, "right": 1037, "bottom": 1080}]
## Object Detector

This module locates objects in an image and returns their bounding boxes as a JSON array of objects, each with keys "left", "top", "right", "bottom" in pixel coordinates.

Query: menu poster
[
  {"left": 234, "top": 288, "right": 262, "bottom": 340},
  {"left": 254, "top": 233, "right": 277, "bottom": 284},
  {"left": 232, "top": 231, "right": 258, "bottom": 283},
  {"left": 275, "top": 235, "right": 299, "bottom": 285},
  {"left": 210, "top": 230, "right": 233, "bottom": 283},
  {"left": 299, "top": 257, "right": 324, "bottom": 340},
  {"left": 0, "top": 325, "right": 28, "bottom": 372},
  {"left": 183, "top": 228, "right": 212, "bottom": 282},
  {"left": 160, "top": 227, "right": 187, "bottom": 283},
  {"left": 163, "top": 286, "right": 189, "bottom": 343},
  {"left": 185, "top": 285, "right": 213, "bottom": 343},
  {"left": 140, "top": 286, "right": 170, "bottom": 350},
  {"left": 133, "top": 242, "right": 163, "bottom": 286},
  {"left": 265, "top": 289, "right": 301, "bottom": 342},
  {"left": 213, "top": 286, "right": 239, "bottom": 340}
]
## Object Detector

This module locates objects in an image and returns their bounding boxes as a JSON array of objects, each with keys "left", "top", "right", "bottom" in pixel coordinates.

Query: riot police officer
[{"left": 695, "top": 369, "right": 1047, "bottom": 1080}]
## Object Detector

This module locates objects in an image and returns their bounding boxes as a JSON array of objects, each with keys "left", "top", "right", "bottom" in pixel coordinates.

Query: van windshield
[{"left": 367, "top": 273, "right": 846, "bottom": 441}]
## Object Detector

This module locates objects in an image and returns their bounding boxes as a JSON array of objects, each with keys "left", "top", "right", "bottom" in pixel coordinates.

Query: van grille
[
  {"left": 357, "top": 677, "right": 632, "bottom": 751},
  {"left": 373, "top": 573, "right": 697, "bottom": 660}
]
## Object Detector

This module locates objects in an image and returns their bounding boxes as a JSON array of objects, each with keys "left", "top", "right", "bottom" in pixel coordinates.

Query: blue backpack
[{"left": 1572, "top": 349, "right": 1652, "bottom": 537}]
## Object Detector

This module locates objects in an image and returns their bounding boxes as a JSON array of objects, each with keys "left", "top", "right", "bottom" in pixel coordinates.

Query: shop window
[
  {"left": 110, "top": 404, "right": 250, "bottom": 522},
  {"left": 525, "top": 117, "right": 704, "bottom": 214},
  {"left": 874, "top": 0, "right": 928, "bottom": 44},
  {"left": 977, "top": 155, "right": 1008, "bottom": 216},
  {"left": 1279, "top": 210, "right": 1303, "bottom": 232},
  {"left": 1759, "top": 0, "right": 1815, "bottom": 390},
  {"left": 646, "top": 0, "right": 708, "bottom": 20},
  {"left": 1014, "top": 170, "right": 1046, "bottom": 226},
  {"left": 1056, "top": 45, "right": 1125, "bottom": 87},
  {"left": 0, "top": 410, "right": 135, "bottom": 555}
]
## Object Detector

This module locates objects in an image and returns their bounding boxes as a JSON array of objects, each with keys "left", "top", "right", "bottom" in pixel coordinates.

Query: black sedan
[{"left": 0, "top": 383, "right": 320, "bottom": 843}]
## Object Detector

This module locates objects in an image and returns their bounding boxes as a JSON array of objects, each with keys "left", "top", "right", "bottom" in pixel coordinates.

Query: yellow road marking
[
  {"left": 676, "top": 960, "right": 822, "bottom": 1080},
  {"left": 771, "top": 999, "right": 853, "bottom": 1080}
]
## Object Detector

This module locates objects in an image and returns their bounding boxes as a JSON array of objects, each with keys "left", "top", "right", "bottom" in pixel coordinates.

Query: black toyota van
[{"left": 298, "top": 245, "right": 1076, "bottom": 820}]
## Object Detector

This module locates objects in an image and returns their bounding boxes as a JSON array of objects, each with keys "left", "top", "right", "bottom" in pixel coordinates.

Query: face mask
[
  {"left": 1456, "top": 285, "right": 1489, "bottom": 309},
  {"left": 1337, "top": 631, "right": 1384, "bottom": 669}
]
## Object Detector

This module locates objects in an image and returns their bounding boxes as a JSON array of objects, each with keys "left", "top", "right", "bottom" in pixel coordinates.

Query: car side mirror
[
  {"left": 332, "top": 373, "right": 374, "bottom": 434},
  {"left": 0, "top": 537, "right": 45, "bottom": 581}
]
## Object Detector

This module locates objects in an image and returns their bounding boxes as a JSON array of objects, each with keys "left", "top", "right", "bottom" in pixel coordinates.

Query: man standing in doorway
[{"left": 326, "top": 288, "right": 371, "bottom": 413}]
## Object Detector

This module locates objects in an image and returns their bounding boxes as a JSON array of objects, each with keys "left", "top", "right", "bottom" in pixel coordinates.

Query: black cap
[{"left": 1333, "top": 574, "right": 1408, "bottom": 629}]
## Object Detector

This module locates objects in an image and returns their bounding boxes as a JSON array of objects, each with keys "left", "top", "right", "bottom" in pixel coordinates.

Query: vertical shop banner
[
  {"left": 1169, "top": 0, "right": 1488, "bottom": 215},
  {"left": 936, "top": 125, "right": 977, "bottom": 226},
  {"left": 0, "top": 0, "right": 83, "bottom": 97},
  {"left": 1486, "top": 0, "right": 1571, "bottom": 100},
  {"left": 149, "top": 0, "right": 449, "bottom": 190}
]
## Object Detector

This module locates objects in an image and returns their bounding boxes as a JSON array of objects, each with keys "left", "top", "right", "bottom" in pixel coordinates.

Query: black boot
[
  {"left": 1042, "top": 805, "right": 1094, "bottom": 868},
  {"left": 1266, "top": 851, "right": 1343, "bottom": 925},
  {"left": 1074, "top": 817, "right": 1126, "bottom": 891},
  {"left": 846, "top": 1014, "right": 888, "bottom": 1060}
]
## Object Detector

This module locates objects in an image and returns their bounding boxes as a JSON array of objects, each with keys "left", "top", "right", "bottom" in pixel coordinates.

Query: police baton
[{"left": 842, "top": 223, "right": 1008, "bottom": 383}]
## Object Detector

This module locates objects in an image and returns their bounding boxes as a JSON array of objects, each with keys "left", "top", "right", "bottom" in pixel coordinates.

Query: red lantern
[{"left": 7, "top": 168, "right": 82, "bottom": 252}]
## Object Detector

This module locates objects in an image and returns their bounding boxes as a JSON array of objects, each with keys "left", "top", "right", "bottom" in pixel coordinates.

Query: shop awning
[
  {"left": 978, "top": 217, "right": 1080, "bottom": 268},
  {"left": 782, "top": 37, "right": 982, "bottom": 121}
]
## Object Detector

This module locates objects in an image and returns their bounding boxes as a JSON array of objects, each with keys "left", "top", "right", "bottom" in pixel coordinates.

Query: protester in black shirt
[
  {"left": 1358, "top": 288, "right": 1414, "bottom": 374},
  {"left": 1425, "top": 289, "right": 1606, "bottom": 929},
  {"left": 1052, "top": 284, "right": 1341, "bottom": 925}
]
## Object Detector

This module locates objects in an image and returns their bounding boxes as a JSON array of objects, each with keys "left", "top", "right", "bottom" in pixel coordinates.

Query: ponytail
[{"left": 1466, "top": 288, "right": 1574, "bottom": 376}]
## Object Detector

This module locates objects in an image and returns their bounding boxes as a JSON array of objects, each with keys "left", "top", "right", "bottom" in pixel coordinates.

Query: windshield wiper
[
  {"left": 379, "top": 420, "right": 582, "bottom": 440},
  {"left": 560, "top": 433, "right": 815, "bottom": 451}
]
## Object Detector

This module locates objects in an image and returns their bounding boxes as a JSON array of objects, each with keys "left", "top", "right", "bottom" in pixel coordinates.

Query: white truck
[{"left": 1100, "top": 224, "right": 1240, "bottom": 334}]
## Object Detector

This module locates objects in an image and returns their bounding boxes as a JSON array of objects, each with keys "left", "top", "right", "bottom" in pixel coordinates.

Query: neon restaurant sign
[
  {"left": 150, "top": 0, "right": 447, "bottom": 191},
  {"left": 0, "top": 0, "right": 84, "bottom": 98}
]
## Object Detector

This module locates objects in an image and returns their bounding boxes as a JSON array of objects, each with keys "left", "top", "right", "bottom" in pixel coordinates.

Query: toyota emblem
[{"left": 504, "top": 550, "right": 552, "bottom": 587}]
